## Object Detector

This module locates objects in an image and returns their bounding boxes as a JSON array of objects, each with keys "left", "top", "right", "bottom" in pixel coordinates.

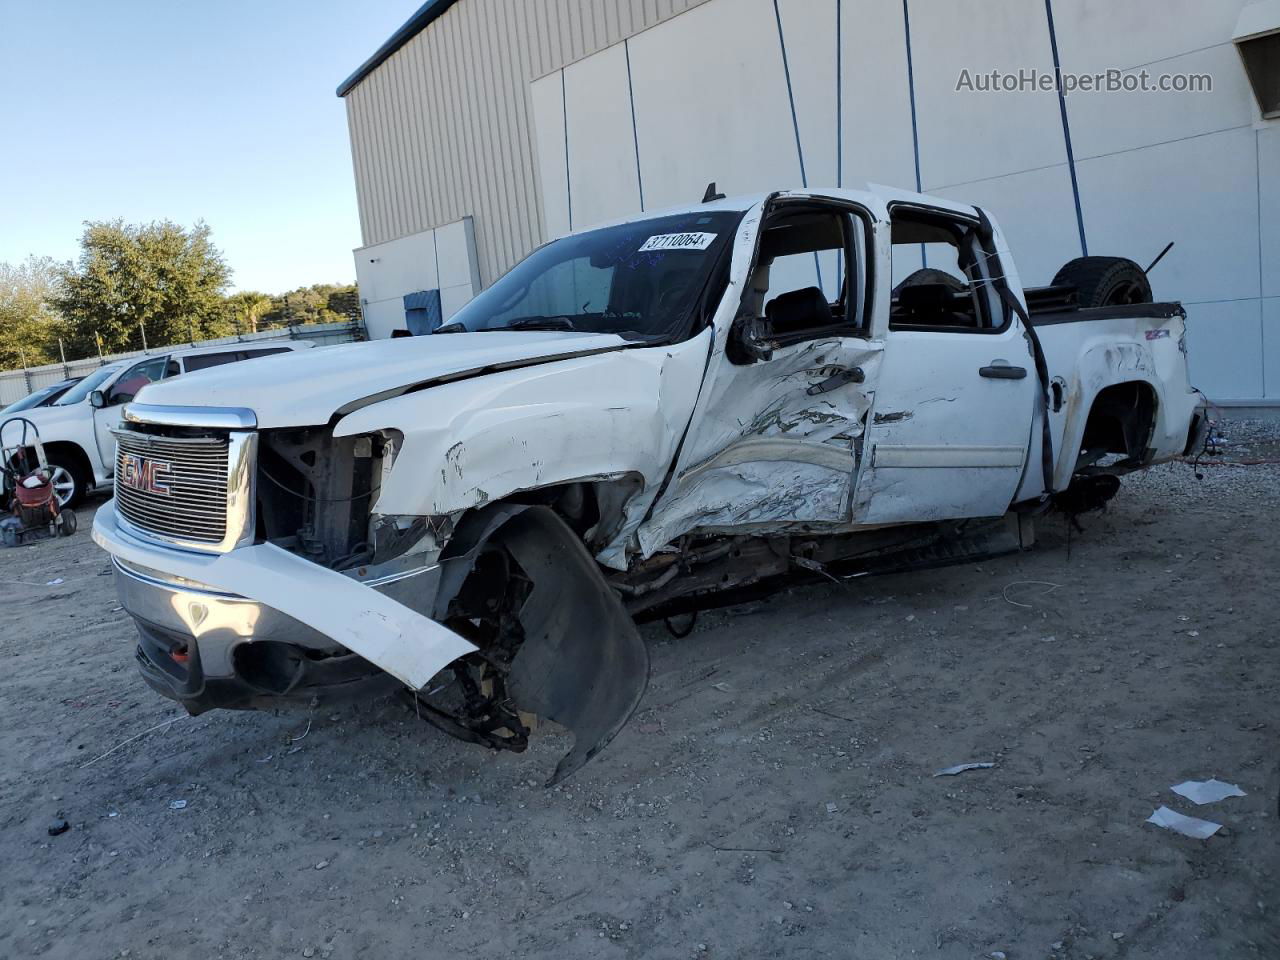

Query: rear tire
[{"left": 1052, "top": 256, "right": 1152, "bottom": 308}]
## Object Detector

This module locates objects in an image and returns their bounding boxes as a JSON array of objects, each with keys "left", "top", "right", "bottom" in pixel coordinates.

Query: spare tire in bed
[{"left": 1051, "top": 256, "right": 1152, "bottom": 308}]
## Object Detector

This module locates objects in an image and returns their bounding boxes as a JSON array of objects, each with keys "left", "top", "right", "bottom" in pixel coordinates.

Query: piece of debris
[
  {"left": 989, "top": 952, "right": 1008, "bottom": 959},
  {"left": 1171, "top": 778, "right": 1246, "bottom": 805},
  {"left": 1112, "top": 931, "right": 1125, "bottom": 941},
  {"left": 315, "top": 859, "right": 330, "bottom": 870},
  {"left": 933, "top": 762, "right": 996, "bottom": 777},
  {"left": 168, "top": 799, "right": 187, "bottom": 810},
  {"left": 710, "top": 681, "right": 732, "bottom": 693},
  {"left": 1145, "top": 805, "right": 1222, "bottom": 839},
  {"left": 45, "top": 578, "right": 64, "bottom": 586},
  {"left": 825, "top": 802, "right": 838, "bottom": 814},
  {"left": 47, "top": 819, "right": 70, "bottom": 836}
]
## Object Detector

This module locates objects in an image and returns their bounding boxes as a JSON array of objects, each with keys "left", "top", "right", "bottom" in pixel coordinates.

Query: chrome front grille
[{"left": 115, "top": 431, "right": 232, "bottom": 546}]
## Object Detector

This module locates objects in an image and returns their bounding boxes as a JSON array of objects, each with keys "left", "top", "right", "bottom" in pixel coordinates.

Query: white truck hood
[{"left": 132, "top": 331, "right": 632, "bottom": 428}]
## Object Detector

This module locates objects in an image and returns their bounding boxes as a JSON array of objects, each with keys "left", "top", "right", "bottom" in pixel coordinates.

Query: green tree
[
  {"left": 259, "top": 283, "right": 359, "bottom": 329},
  {"left": 0, "top": 255, "right": 69, "bottom": 369},
  {"left": 50, "top": 219, "right": 232, "bottom": 355},
  {"left": 224, "top": 290, "right": 273, "bottom": 334}
]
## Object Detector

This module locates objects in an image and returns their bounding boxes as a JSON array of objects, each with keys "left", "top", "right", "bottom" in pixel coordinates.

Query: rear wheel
[{"left": 1052, "top": 256, "right": 1152, "bottom": 308}]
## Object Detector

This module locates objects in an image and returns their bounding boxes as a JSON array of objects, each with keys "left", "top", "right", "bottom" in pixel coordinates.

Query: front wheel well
[
  {"left": 1076, "top": 381, "right": 1158, "bottom": 470},
  {"left": 42, "top": 441, "right": 95, "bottom": 481}
]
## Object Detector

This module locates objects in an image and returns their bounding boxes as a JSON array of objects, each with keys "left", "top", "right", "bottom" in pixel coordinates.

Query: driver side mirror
[{"left": 89, "top": 390, "right": 106, "bottom": 409}]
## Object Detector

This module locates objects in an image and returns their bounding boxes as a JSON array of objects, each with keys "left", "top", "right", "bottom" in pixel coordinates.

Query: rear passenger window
[
  {"left": 889, "top": 207, "right": 1002, "bottom": 331},
  {"left": 242, "top": 348, "right": 291, "bottom": 359},
  {"left": 183, "top": 352, "right": 240, "bottom": 372}
]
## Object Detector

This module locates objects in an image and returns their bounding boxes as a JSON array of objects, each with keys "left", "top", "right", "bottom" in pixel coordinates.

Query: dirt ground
[{"left": 2, "top": 427, "right": 1277, "bottom": 960}]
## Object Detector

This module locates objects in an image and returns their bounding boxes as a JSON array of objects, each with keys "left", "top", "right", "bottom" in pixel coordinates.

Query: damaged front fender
[
  {"left": 499, "top": 508, "right": 649, "bottom": 785},
  {"left": 426, "top": 506, "right": 649, "bottom": 785}
]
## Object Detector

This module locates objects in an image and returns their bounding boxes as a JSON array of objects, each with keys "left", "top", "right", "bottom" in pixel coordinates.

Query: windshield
[
  {"left": 2, "top": 383, "right": 62, "bottom": 414},
  {"left": 55, "top": 364, "right": 121, "bottom": 406},
  {"left": 444, "top": 210, "right": 743, "bottom": 340}
]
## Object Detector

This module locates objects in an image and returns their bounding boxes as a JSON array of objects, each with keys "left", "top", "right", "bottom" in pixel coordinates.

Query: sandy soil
[{"left": 1, "top": 436, "right": 1277, "bottom": 960}]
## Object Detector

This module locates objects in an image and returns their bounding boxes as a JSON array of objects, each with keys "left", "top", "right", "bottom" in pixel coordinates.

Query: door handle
[
  {"left": 979, "top": 361, "right": 1027, "bottom": 380},
  {"left": 807, "top": 366, "right": 865, "bottom": 395}
]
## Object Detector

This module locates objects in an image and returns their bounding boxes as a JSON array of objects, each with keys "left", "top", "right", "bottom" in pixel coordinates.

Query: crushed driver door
[{"left": 639, "top": 196, "right": 883, "bottom": 555}]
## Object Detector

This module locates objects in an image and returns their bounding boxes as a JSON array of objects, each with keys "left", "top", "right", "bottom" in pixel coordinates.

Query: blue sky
[{"left": 0, "top": 0, "right": 417, "bottom": 293}]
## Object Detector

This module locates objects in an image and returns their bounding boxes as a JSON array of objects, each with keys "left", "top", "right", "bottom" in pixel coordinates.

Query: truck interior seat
[{"left": 765, "top": 286, "right": 833, "bottom": 333}]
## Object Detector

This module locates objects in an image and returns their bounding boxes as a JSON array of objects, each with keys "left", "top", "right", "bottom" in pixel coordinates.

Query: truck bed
[{"left": 1026, "top": 299, "right": 1185, "bottom": 327}]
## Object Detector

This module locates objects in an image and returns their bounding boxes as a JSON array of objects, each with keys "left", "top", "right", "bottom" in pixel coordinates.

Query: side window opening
[
  {"left": 108, "top": 356, "right": 169, "bottom": 404},
  {"left": 889, "top": 209, "right": 1001, "bottom": 331},
  {"left": 182, "top": 351, "right": 240, "bottom": 373},
  {"left": 745, "top": 207, "right": 866, "bottom": 339}
]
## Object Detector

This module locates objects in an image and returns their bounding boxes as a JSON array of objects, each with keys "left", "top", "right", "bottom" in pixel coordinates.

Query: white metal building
[{"left": 339, "top": 0, "right": 1280, "bottom": 408}]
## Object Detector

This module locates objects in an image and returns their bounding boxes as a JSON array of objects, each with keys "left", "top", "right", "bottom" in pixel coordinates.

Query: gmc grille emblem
[{"left": 120, "top": 452, "right": 173, "bottom": 496}]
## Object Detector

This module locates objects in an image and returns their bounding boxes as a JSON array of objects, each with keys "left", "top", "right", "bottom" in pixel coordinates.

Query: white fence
[{"left": 0, "top": 321, "right": 362, "bottom": 406}]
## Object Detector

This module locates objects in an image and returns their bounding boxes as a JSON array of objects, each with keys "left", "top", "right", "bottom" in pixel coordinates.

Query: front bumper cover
[{"left": 93, "top": 499, "right": 478, "bottom": 696}]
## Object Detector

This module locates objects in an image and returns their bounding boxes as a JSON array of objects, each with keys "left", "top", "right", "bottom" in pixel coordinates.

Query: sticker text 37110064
[{"left": 638, "top": 232, "right": 717, "bottom": 252}]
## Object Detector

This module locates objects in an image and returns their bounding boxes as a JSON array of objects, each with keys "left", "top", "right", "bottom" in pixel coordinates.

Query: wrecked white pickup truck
[{"left": 93, "top": 186, "right": 1203, "bottom": 783}]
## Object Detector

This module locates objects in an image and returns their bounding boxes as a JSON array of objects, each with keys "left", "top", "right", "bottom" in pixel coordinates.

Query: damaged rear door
[{"left": 639, "top": 197, "right": 882, "bottom": 552}]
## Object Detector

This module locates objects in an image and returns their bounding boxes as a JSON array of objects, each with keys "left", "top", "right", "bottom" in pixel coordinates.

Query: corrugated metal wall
[{"left": 343, "top": 0, "right": 710, "bottom": 286}]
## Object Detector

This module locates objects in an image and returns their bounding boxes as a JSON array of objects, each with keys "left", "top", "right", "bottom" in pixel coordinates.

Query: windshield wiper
[
  {"left": 503, "top": 316, "right": 576, "bottom": 331},
  {"left": 433, "top": 322, "right": 466, "bottom": 334}
]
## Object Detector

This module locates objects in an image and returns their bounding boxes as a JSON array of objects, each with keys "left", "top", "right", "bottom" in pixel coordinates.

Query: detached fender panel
[
  {"left": 92, "top": 500, "right": 477, "bottom": 690},
  {"left": 499, "top": 507, "right": 649, "bottom": 785}
]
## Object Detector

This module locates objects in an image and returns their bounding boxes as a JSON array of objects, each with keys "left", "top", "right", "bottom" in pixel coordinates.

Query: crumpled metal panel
[
  {"left": 639, "top": 337, "right": 882, "bottom": 552},
  {"left": 499, "top": 508, "right": 649, "bottom": 785}
]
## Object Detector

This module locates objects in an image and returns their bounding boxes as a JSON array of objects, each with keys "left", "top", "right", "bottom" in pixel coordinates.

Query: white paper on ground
[
  {"left": 1170, "top": 778, "right": 1246, "bottom": 805},
  {"left": 933, "top": 762, "right": 996, "bottom": 777},
  {"left": 1145, "top": 805, "right": 1222, "bottom": 839}
]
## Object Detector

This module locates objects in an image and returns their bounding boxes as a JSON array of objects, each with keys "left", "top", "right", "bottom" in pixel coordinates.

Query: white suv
[{"left": 7, "top": 341, "right": 313, "bottom": 505}]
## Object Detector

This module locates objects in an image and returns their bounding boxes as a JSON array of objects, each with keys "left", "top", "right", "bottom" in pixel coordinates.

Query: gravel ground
[{"left": 1, "top": 422, "right": 1277, "bottom": 960}]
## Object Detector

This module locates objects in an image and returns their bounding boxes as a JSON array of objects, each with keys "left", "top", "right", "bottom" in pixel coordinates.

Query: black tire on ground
[
  {"left": 47, "top": 458, "right": 87, "bottom": 508},
  {"left": 57, "top": 508, "right": 78, "bottom": 537},
  {"left": 1052, "top": 256, "right": 1152, "bottom": 308}
]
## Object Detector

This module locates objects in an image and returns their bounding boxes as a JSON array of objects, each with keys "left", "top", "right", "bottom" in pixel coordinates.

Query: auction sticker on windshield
[{"left": 638, "top": 232, "right": 717, "bottom": 252}]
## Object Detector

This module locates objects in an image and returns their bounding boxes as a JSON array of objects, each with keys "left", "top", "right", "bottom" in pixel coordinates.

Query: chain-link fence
[{"left": 0, "top": 321, "right": 363, "bottom": 406}]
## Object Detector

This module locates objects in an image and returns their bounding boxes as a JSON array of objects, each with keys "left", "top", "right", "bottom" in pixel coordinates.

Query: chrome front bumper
[
  {"left": 114, "top": 557, "right": 389, "bottom": 711},
  {"left": 93, "top": 499, "right": 478, "bottom": 706}
]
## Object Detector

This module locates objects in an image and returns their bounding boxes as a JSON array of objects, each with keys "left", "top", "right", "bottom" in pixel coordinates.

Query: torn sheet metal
[
  {"left": 1145, "top": 805, "right": 1223, "bottom": 839},
  {"left": 641, "top": 338, "right": 882, "bottom": 552},
  {"left": 333, "top": 329, "right": 710, "bottom": 524},
  {"left": 499, "top": 508, "right": 649, "bottom": 785},
  {"left": 1170, "top": 779, "right": 1246, "bottom": 805}
]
